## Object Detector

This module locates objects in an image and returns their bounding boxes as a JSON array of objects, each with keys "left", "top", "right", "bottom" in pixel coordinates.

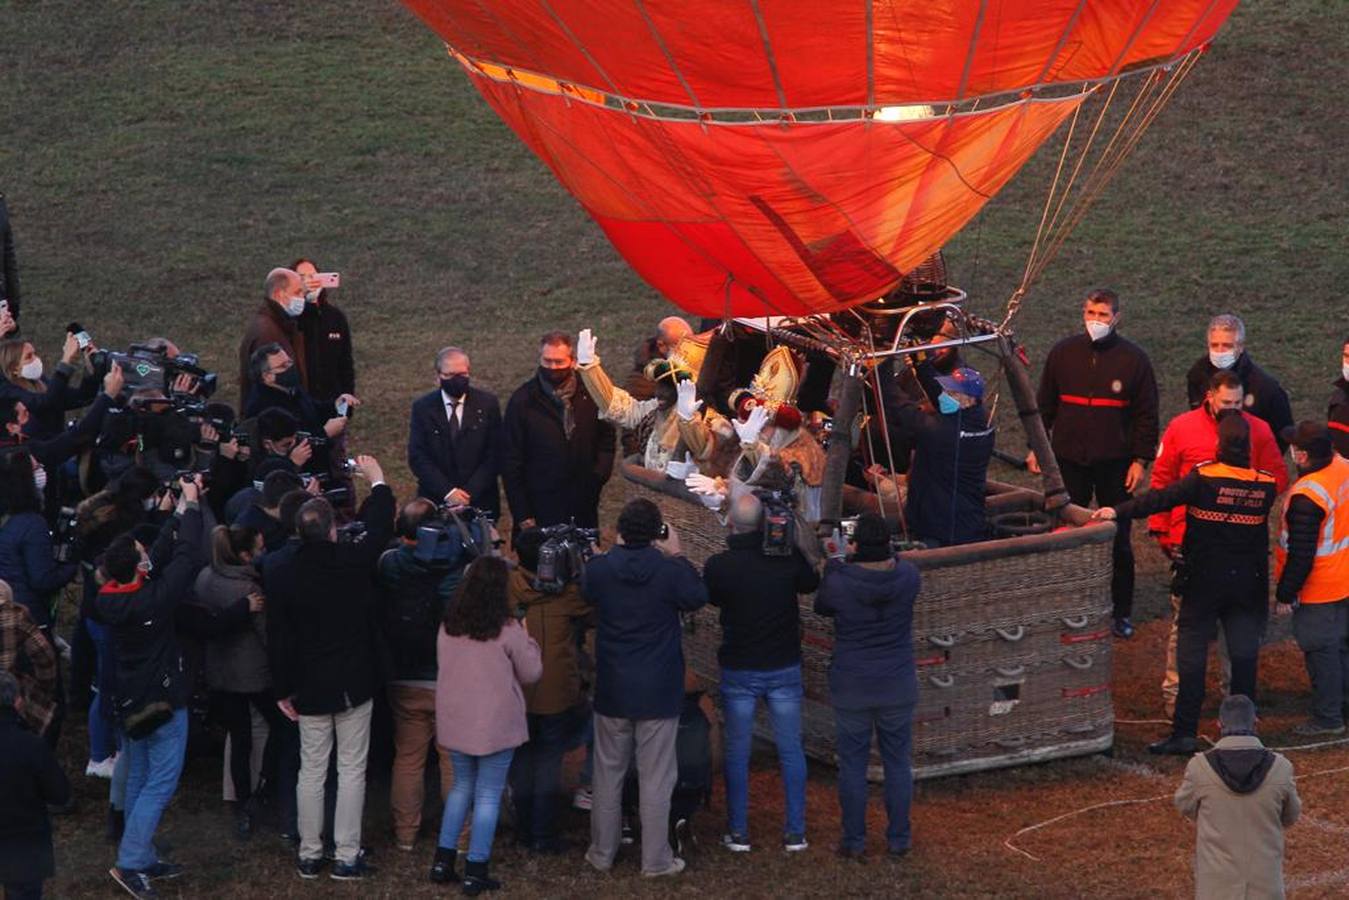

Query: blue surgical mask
[
  {"left": 1210, "top": 350, "right": 1237, "bottom": 370},
  {"left": 283, "top": 295, "right": 306, "bottom": 318},
  {"left": 937, "top": 393, "right": 960, "bottom": 415}
]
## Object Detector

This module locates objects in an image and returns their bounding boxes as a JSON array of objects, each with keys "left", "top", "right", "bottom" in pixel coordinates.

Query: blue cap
[{"left": 934, "top": 367, "right": 984, "bottom": 401}]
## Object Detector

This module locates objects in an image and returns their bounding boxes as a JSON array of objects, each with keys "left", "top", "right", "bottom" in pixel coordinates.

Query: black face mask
[
  {"left": 441, "top": 374, "right": 470, "bottom": 399},
  {"left": 539, "top": 366, "right": 572, "bottom": 386},
  {"left": 274, "top": 367, "right": 301, "bottom": 392}
]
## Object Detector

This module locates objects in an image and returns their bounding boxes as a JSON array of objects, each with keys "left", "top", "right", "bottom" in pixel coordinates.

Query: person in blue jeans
[
  {"left": 814, "top": 512, "right": 919, "bottom": 860},
  {"left": 431, "top": 556, "right": 542, "bottom": 894},
  {"left": 703, "top": 494, "right": 820, "bottom": 853},
  {"left": 93, "top": 477, "right": 205, "bottom": 899}
]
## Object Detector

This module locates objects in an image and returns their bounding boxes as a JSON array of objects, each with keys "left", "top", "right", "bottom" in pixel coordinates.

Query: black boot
[
  {"left": 1147, "top": 734, "right": 1198, "bottom": 756},
  {"left": 234, "top": 800, "right": 254, "bottom": 841},
  {"left": 429, "top": 847, "right": 458, "bottom": 884},
  {"left": 106, "top": 806, "right": 125, "bottom": 843},
  {"left": 461, "top": 859, "right": 501, "bottom": 896}
]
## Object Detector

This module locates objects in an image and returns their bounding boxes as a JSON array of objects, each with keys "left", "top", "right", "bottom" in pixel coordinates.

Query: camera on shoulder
[
  {"left": 534, "top": 521, "right": 600, "bottom": 593},
  {"left": 414, "top": 504, "right": 495, "bottom": 569}
]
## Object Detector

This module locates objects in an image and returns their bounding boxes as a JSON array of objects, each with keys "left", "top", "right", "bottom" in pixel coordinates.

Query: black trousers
[
  {"left": 1060, "top": 458, "right": 1135, "bottom": 619},
  {"left": 213, "top": 691, "right": 288, "bottom": 804},
  {"left": 1173, "top": 588, "right": 1262, "bottom": 738}
]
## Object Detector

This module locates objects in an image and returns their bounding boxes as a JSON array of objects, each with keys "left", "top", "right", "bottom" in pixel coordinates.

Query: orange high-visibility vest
[{"left": 1276, "top": 455, "right": 1349, "bottom": 604}]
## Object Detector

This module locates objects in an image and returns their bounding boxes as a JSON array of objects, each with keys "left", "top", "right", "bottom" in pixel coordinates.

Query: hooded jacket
[
  {"left": 1174, "top": 734, "right": 1299, "bottom": 900},
  {"left": 509, "top": 567, "right": 592, "bottom": 716},
  {"left": 814, "top": 556, "right": 920, "bottom": 710},
  {"left": 376, "top": 543, "right": 463, "bottom": 684},
  {"left": 584, "top": 544, "right": 707, "bottom": 720}
]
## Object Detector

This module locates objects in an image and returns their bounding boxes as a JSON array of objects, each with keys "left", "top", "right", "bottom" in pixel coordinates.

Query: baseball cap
[{"left": 934, "top": 367, "right": 985, "bottom": 401}]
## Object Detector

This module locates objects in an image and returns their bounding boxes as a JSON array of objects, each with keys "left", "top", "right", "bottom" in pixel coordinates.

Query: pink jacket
[{"left": 435, "top": 619, "right": 542, "bottom": 756}]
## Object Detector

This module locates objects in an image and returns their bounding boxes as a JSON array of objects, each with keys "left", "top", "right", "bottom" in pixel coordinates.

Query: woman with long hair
[
  {"left": 0, "top": 334, "right": 100, "bottom": 439},
  {"left": 431, "top": 555, "right": 541, "bottom": 894}
]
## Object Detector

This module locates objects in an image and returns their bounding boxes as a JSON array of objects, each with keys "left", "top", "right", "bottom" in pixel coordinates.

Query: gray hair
[
  {"left": 435, "top": 346, "right": 469, "bottom": 373},
  {"left": 1218, "top": 694, "right": 1257, "bottom": 733},
  {"left": 297, "top": 497, "right": 335, "bottom": 543},
  {"left": 728, "top": 493, "right": 764, "bottom": 534},
  {"left": 250, "top": 342, "right": 286, "bottom": 382},
  {"left": 0, "top": 670, "right": 18, "bottom": 710},
  {"left": 264, "top": 267, "right": 299, "bottom": 301},
  {"left": 1207, "top": 314, "right": 1246, "bottom": 345}
]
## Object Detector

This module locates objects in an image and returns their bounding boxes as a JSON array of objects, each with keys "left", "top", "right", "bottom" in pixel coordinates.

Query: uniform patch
[
  {"left": 1111, "top": 379, "right": 1123, "bottom": 394},
  {"left": 328, "top": 332, "right": 343, "bottom": 340},
  {"left": 1244, "top": 394, "right": 1255, "bottom": 407}
]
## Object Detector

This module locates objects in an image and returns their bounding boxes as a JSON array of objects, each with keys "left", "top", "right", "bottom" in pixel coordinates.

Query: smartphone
[
  {"left": 659, "top": 523, "right": 670, "bottom": 540},
  {"left": 0, "top": 300, "right": 8, "bottom": 314},
  {"left": 335, "top": 398, "right": 350, "bottom": 417},
  {"left": 67, "top": 321, "right": 92, "bottom": 349},
  {"left": 315, "top": 272, "right": 341, "bottom": 289}
]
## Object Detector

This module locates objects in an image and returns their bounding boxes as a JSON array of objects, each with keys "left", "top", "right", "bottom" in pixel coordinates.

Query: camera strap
[{"left": 446, "top": 508, "right": 483, "bottom": 558}]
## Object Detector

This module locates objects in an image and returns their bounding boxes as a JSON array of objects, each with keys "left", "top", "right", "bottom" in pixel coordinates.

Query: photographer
[
  {"left": 376, "top": 498, "right": 464, "bottom": 851},
  {"left": 0, "top": 333, "right": 100, "bottom": 440},
  {"left": 0, "top": 453, "right": 78, "bottom": 634},
  {"left": 94, "top": 475, "right": 206, "bottom": 898},
  {"left": 264, "top": 456, "right": 393, "bottom": 882},
  {"left": 235, "top": 469, "right": 305, "bottom": 553},
  {"left": 703, "top": 493, "right": 818, "bottom": 854},
  {"left": 95, "top": 386, "right": 205, "bottom": 484},
  {"left": 244, "top": 344, "right": 349, "bottom": 479},
  {"left": 508, "top": 526, "right": 593, "bottom": 854},
  {"left": 582, "top": 499, "right": 706, "bottom": 879},
  {"left": 250, "top": 408, "right": 313, "bottom": 476}
]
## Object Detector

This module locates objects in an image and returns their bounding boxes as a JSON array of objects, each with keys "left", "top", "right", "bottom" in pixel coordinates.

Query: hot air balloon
[{"left": 401, "top": 1, "right": 1240, "bottom": 776}]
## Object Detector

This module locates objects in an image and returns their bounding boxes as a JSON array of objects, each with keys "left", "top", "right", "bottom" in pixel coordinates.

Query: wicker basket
[{"left": 621, "top": 459, "right": 1115, "bottom": 780}]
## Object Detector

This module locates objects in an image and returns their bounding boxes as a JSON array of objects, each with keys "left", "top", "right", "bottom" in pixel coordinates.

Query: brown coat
[
  {"left": 508, "top": 568, "right": 592, "bottom": 716},
  {"left": 1174, "top": 735, "right": 1300, "bottom": 900},
  {"left": 237, "top": 300, "right": 306, "bottom": 406}
]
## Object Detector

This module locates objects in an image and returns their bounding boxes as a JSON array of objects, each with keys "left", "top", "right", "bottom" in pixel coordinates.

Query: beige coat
[{"left": 1174, "top": 735, "right": 1300, "bottom": 900}]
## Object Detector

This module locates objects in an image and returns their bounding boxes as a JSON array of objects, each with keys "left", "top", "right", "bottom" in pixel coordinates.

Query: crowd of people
[{"left": 0, "top": 250, "right": 1344, "bottom": 900}]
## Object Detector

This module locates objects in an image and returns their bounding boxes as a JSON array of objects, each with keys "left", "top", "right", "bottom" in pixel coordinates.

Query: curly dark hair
[{"left": 443, "top": 555, "right": 511, "bottom": 642}]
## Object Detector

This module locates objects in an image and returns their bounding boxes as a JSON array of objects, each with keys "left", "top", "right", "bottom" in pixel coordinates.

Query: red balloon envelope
[{"left": 402, "top": 0, "right": 1238, "bottom": 316}]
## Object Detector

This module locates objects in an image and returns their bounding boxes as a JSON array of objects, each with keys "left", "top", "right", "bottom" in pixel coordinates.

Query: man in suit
[
  {"left": 503, "top": 331, "right": 616, "bottom": 531},
  {"left": 407, "top": 347, "right": 501, "bottom": 517}
]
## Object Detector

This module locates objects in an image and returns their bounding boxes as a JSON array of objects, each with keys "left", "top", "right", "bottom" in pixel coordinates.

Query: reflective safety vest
[{"left": 1277, "top": 455, "right": 1349, "bottom": 604}]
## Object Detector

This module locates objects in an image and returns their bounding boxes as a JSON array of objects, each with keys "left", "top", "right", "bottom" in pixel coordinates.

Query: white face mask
[
  {"left": 33, "top": 465, "right": 47, "bottom": 492},
  {"left": 137, "top": 556, "right": 153, "bottom": 576},
  {"left": 1210, "top": 350, "right": 1237, "bottom": 370},
  {"left": 19, "top": 358, "right": 43, "bottom": 381},
  {"left": 1342, "top": 362, "right": 1349, "bottom": 382},
  {"left": 1085, "top": 320, "right": 1113, "bottom": 342},
  {"left": 142, "top": 497, "right": 158, "bottom": 512},
  {"left": 304, "top": 289, "right": 320, "bottom": 304},
  {"left": 283, "top": 295, "right": 306, "bottom": 317}
]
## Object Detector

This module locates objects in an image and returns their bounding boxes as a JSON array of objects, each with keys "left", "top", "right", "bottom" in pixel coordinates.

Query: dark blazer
[
  {"left": 501, "top": 373, "right": 616, "bottom": 528},
  {"left": 407, "top": 385, "right": 501, "bottom": 516},
  {"left": 0, "top": 195, "right": 19, "bottom": 318},
  {"left": 0, "top": 708, "right": 70, "bottom": 884}
]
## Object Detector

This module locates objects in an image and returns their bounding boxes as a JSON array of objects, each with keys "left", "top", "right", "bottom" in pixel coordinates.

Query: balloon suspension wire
[
  {"left": 860, "top": 329, "right": 910, "bottom": 542},
  {"left": 1003, "top": 48, "right": 1203, "bottom": 329}
]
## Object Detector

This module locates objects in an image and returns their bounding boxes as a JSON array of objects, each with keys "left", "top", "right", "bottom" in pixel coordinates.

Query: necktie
[{"left": 447, "top": 400, "right": 460, "bottom": 440}]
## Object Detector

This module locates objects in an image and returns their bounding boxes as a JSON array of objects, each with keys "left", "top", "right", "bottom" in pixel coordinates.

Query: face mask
[
  {"left": 283, "top": 295, "right": 306, "bottom": 317},
  {"left": 143, "top": 497, "right": 158, "bottom": 511},
  {"left": 539, "top": 366, "right": 572, "bottom": 386},
  {"left": 32, "top": 465, "right": 47, "bottom": 492},
  {"left": 937, "top": 392, "right": 960, "bottom": 415},
  {"left": 304, "top": 289, "right": 321, "bottom": 304},
  {"left": 274, "top": 367, "right": 301, "bottom": 391},
  {"left": 19, "top": 358, "right": 43, "bottom": 381},
  {"left": 1342, "top": 363, "right": 1349, "bottom": 382},
  {"left": 1085, "top": 320, "right": 1113, "bottom": 342},
  {"left": 137, "top": 557, "right": 153, "bottom": 576},
  {"left": 1210, "top": 350, "right": 1237, "bottom": 370},
  {"left": 441, "top": 374, "right": 470, "bottom": 399}
]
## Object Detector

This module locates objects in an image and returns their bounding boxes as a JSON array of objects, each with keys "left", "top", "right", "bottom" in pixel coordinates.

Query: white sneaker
[
  {"left": 643, "top": 858, "right": 686, "bottom": 877},
  {"left": 572, "top": 786, "right": 593, "bottom": 811},
  {"left": 86, "top": 756, "right": 117, "bottom": 779}
]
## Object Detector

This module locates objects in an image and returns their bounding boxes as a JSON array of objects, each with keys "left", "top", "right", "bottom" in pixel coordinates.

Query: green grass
[{"left": 5, "top": 0, "right": 1349, "bottom": 896}]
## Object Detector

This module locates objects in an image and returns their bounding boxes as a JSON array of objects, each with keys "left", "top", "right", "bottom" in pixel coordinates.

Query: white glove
[
  {"left": 576, "top": 328, "right": 597, "bottom": 365},
  {"left": 675, "top": 379, "right": 702, "bottom": 422},
  {"left": 665, "top": 452, "right": 697, "bottom": 481},
  {"left": 685, "top": 472, "right": 723, "bottom": 497},
  {"left": 698, "top": 491, "right": 724, "bottom": 511},
  {"left": 733, "top": 404, "right": 770, "bottom": 446}
]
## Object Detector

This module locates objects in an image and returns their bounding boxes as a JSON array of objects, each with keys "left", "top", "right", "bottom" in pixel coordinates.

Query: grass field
[{"left": 5, "top": 0, "right": 1349, "bottom": 896}]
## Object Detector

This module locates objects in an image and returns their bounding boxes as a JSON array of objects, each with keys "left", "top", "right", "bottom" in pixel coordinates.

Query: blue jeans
[
  {"left": 439, "top": 748, "right": 515, "bottom": 863},
  {"left": 834, "top": 703, "right": 914, "bottom": 853},
  {"left": 721, "top": 664, "right": 807, "bottom": 837},
  {"left": 509, "top": 711, "right": 573, "bottom": 844},
  {"left": 117, "top": 707, "right": 188, "bottom": 871},
  {"left": 85, "top": 619, "right": 119, "bottom": 763}
]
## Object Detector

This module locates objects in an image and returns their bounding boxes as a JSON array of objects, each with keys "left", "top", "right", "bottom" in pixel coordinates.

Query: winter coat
[
  {"left": 1174, "top": 734, "right": 1299, "bottom": 900},
  {"left": 376, "top": 543, "right": 463, "bottom": 684},
  {"left": 194, "top": 561, "right": 269, "bottom": 695},
  {"left": 814, "top": 556, "right": 920, "bottom": 710},
  {"left": 1038, "top": 330, "right": 1159, "bottom": 465},
  {"left": 1186, "top": 353, "right": 1294, "bottom": 453},
  {"left": 508, "top": 566, "right": 592, "bottom": 715},
  {"left": 501, "top": 371, "right": 616, "bottom": 528},
  {"left": 703, "top": 531, "right": 819, "bottom": 672},
  {"left": 1329, "top": 376, "right": 1349, "bottom": 459},
  {"left": 0, "top": 511, "right": 77, "bottom": 629},
  {"left": 584, "top": 544, "right": 707, "bottom": 720},
  {"left": 435, "top": 618, "right": 542, "bottom": 756},
  {"left": 0, "top": 599, "right": 58, "bottom": 735},
  {"left": 0, "top": 707, "right": 70, "bottom": 884},
  {"left": 263, "top": 484, "right": 394, "bottom": 715},
  {"left": 238, "top": 299, "right": 306, "bottom": 407},
  {"left": 0, "top": 362, "right": 99, "bottom": 440},
  {"left": 296, "top": 297, "right": 355, "bottom": 407}
]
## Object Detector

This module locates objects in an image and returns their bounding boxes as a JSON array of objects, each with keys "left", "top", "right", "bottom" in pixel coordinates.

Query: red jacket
[{"left": 1147, "top": 408, "right": 1288, "bottom": 550}]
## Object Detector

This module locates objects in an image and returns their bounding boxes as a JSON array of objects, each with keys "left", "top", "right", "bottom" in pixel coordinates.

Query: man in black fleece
[{"left": 1174, "top": 695, "right": 1299, "bottom": 898}]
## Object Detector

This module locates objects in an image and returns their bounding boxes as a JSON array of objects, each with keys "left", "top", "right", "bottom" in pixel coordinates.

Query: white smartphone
[{"left": 315, "top": 272, "right": 341, "bottom": 289}]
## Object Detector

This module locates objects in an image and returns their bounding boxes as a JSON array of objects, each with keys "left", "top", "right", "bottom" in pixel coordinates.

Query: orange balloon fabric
[{"left": 403, "top": 0, "right": 1236, "bottom": 108}]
